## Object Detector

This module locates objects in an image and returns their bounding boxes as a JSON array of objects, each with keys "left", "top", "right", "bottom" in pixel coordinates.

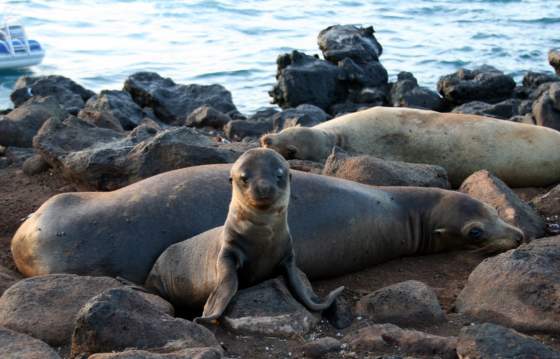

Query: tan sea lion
[
  {"left": 145, "top": 148, "right": 343, "bottom": 322},
  {"left": 12, "top": 163, "right": 523, "bottom": 284},
  {"left": 260, "top": 106, "right": 560, "bottom": 187}
]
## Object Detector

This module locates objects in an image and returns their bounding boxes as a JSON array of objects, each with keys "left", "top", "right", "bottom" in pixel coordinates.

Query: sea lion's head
[
  {"left": 230, "top": 148, "right": 291, "bottom": 211},
  {"left": 260, "top": 127, "right": 333, "bottom": 162},
  {"left": 428, "top": 192, "right": 524, "bottom": 254}
]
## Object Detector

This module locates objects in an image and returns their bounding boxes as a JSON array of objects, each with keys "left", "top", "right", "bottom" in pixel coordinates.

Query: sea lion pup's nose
[{"left": 254, "top": 179, "right": 274, "bottom": 199}]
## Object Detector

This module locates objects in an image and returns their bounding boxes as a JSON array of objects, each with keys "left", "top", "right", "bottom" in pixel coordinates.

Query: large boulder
[
  {"left": 532, "top": 82, "right": 560, "bottom": 131},
  {"left": 298, "top": 337, "right": 342, "bottom": 358},
  {"left": 317, "top": 25, "right": 383, "bottom": 64},
  {"left": 0, "top": 266, "right": 20, "bottom": 296},
  {"left": 452, "top": 99, "right": 522, "bottom": 119},
  {"left": 455, "top": 236, "right": 560, "bottom": 333},
  {"left": 272, "top": 104, "right": 330, "bottom": 132},
  {"left": 224, "top": 119, "right": 273, "bottom": 140},
  {"left": 457, "top": 322, "right": 560, "bottom": 359},
  {"left": 71, "top": 288, "right": 220, "bottom": 358},
  {"left": 323, "top": 147, "right": 450, "bottom": 188},
  {"left": 185, "top": 105, "right": 231, "bottom": 129},
  {"left": 337, "top": 57, "right": 388, "bottom": 89},
  {"left": 549, "top": 49, "right": 560, "bottom": 76},
  {"left": 269, "top": 50, "right": 343, "bottom": 110},
  {"left": 78, "top": 90, "right": 145, "bottom": 131},
  {"left": 390, "top": 72, "right": 443, "bottom": 110},
  {"left": 437, "top": 65, "right": 516, "bottom": 105},
  {"left": 34, "top": 116, "right": 244, "bottom": 190},
  {"left": 344, "top": 323, "right": 456, "bottom": 359},
  {"left": 0, "top": 274, "right": 122, "bottom": 346},
  {"left": 89, "top": 346, "right": 222, "bottom": 359},
  {"left": 531, "top": 184, "right": 560, "bottom": 217},
  {"left": 124, "top": 72, "right": 237, "bottom": 124},
  {"left": 0, "top": 96, "right": 66, "bottom": 147},
  {"left": 10, "top": 75, "right": 95, "bottom": 113},
  {"left": 522, "top": 71, "right": 559, "bottom": 90},
  {"left": 222, "top": 276, "right": 320, "bottom": 338},
  {"left": 355, "top": 280, "right": 446, "bottom": 327},
  {"left": 0, "top": 327, "right": 61, "bottom": 359},
  {"left": 459, "top": 170, "right": 546, "bottom": 239}
]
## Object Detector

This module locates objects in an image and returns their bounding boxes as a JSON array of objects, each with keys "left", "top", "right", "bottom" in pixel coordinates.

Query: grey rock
[
  {"left": 532, "top": 82, "right": 560, "bottom": 131},
  {"left": 522, "top": 71, "right": 559, "bottom": 90},
  {"left": 323, "top": 296, "right": 353, "bottom": 329},
  {"left": 248, "top": 107, "right": 279, "bottom": 122},
  {"left": 349, "top": 86, "right": 388, "bottom": 104},
  {"left": 459, "top": 170, "right": 546, "bottom": 239},
  {"left": 0, "top": 326, "right": 61, "bottom": 359},
  {"left": 437, "top": 65, "right": 516, "bottom": 105},
  {"left": 269, "top": 50, "right": 343, "bottom": 110},
  {"left": 79, "top": 90, "right": 144, "bottom": 131},
  {"left": 452, "top": 99, "right": 521, "bottom": 119},
  {"left": 390, "top": 72, "right": 443, "bottom": 110},
  {"left": 531, "top": 184, "right": 560, "bottom": 217},
  {"left": 0, "top": 274, "right": 122, "bottom": 346},
  {"left": 185, "top": 105, "right": 231, "bottom": 129},
  {"left": 356, "top": 280, "right": 446, "bottom": 327},
  {"left": 72, "top": 288, "right": 219, "bottom": 358},
  {"left": 272, "top": 104, "right": 330, "bottom": 132},
  {"left": 0, "top": 96, "right": 66, "bottom": 147},
  {"left": 549, "top": 49, "right": 560, "bottom": 76},
  {"left": 457, "top": 323, "right": 560, "bottom": 359},
  {"left": 223, "top": 119, "right": 273, "bottom": 140},
  {"left": 22, "top": 154, "right": 51, "bottom": 175},
  {"left": 124, "top": 72, "right": 237, "bottom": 124},
  {"left": 317, "top": 25, "right": 383, "bottom": 64},
  {"left": 287, "top": 159, "right": 324, "bottom": 174},
  {"left": 0, "top": 157, "right": 10, "bottom": 169},
  {"left": 222, "top": 276, "right": 320, "bottom": 338},
  {"left": 323, "top": 147, "right": 450, "bottom": 188},
  {"left": 89, "top": 346, "right": 223, "bottom": 359},
  {"left": 328, "top": 101, "right": 369, "bottom": 117},
  {"left": 338, "top": 57, "right": 388, "bottom": 88},
  {"left": 455, "top": 236, "right": 560, "bottom": 333},
  {"left": 344, "top": 323, "right": 457, "bottom": 359},
  {"left": 299, "top": 337, "right": 341, "bottom": 358},
  {"left": 0, "top": 266, "right": 21, "bottom": 296},
  {"left": 10, "top": 75, "right": 94, "bottom": 112}
]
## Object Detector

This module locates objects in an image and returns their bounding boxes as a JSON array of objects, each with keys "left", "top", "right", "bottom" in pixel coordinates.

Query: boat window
[{"left": 0, "top": 31, "right": 6, "bottom": 42}]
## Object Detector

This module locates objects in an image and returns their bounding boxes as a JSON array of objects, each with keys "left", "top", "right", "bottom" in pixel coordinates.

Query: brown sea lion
[
  {"left": 145, "top": 148, "right": 343, "bottom": 322},
  {"left": 260, "top": 106, "right": 560, "bottom": 187},
  {"left": 12, "top": 164, "right": 523, "bottom": 284}
]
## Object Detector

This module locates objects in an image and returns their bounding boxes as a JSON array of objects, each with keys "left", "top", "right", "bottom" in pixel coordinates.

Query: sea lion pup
[
  {"left": 260, "top": 106, "right": 560, "bottom": 187},
  {"left": 145, "top": 148, "right": 344, "bottom": 323}
]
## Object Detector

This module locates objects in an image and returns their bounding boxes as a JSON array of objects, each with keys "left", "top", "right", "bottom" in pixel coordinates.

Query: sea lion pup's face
[
  {"left": 429, "top": 193, "right": 525, "bottom": 254},
  {"left": 260, "top": 127, "right": 331, "bottom": 162},
  {"left": 230, "top": 148, "right": 291, "bottom": 211}
]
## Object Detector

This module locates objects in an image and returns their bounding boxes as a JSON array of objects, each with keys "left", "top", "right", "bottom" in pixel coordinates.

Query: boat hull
[{"left": 0, "top": 51, "right": 44, "bottom": 70}]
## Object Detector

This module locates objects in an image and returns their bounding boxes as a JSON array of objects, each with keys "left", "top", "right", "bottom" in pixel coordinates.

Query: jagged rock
[
  {"left": 356, "top": 280, "right": 445, "bottom": 327},
  {"left": 532, "top": 82, "right": 560, "bottom": 131},
  {"left": 0, "top": 274, "right": 122, "bottom": 346},
  {"left": 522, "top": 71, "right": 559, "bottom": 90},
  {"left": 89, "top": 346, "right": 223, "bottom": 359},
  {"left": 0, "top": 157, "right": 9, "bottom": 169},
  {"left": 437, "top": 65, "right": 516, "bottom": 105},
  {"left": 457, "top": 322, "right": 560, "bottom": 359},
  {"left": 452, "top": 99, "right": 521, "bottom": 119},
  {"left": 287, "top": 159, "right": 324, "bottom": 174},
  {"left": 317, "top": 25, "right": 383, "bottom": 64},
  {"left": 248, "top": 107, "right": 279, "bottom": 121},
  {"left": 22, "top": 154, "right": 51, "bottom": 175},
  {"left": 72, "top": 288, "right": 219, "bottom": 358},
  {"left": 0, "top": 327, "right": 61, "bottom": 359},
  {"left": 299, "top": 337, "right": 341, "bottom": 358},
  {"left": 34, "top": 116, "right": 242, "bottom": 190},
  {"left": 328, "top": 101, "right": 369, "bottom": 117},
  {"left": 269, "top": 50, "right": 343, "bottom": 110},
  {"left": 0, "top": 96, "right": 66, "bottom": 147},
  {"left": 10, "top": 75, "right": 94, "bottom": 113},
  {"left": 224, "top": 119, "right": 272, "bottom": 140},
  {"left": 185, "top": 105, "right": 231, "bottom": 129},
  {"left": 3, "top": 146, "right": 34, "bottom": 165},
  {"left": 459, "top": 170, "right": 545, "bottom": 239},
  {"left": 455, "top": 236, "right": 560, "bottom": 333},
  {"left": 338, "top": 57, "right": 388, "bottom": 88},
  {"left": 124, "top": 72, "right": 237, "bottom": 124},
  {"left": 78, "top": 90, "right": 144, "bottom": 131},
  {"left": 272, "top": 104, "right": 330, "bottom": 132},
  {"left": 344, "top": 323, "right": 456, "bottom": 359},
  {"left": 349, "top": 86, "right": 387, "bottom": 105},
  {"left": 0, "top": 266, "right": 21, "bottom": 296},
  {"left": 390, "top": 72, "right": 443, "bottom": 110},
  {"left": 531, "top": 185, "right": 560, "bottom": 217},
  {"left": 323, "top": 147, "right": 450, "bottom": 188},
  {"left": 323, "top": 296, "right": 353, "bottom": 329},
  {"left": 222, "top": 276, "right": 320, "bottom": 338},
  {"left": 549, "top": 49, "right": 560, "bottom": 76}
]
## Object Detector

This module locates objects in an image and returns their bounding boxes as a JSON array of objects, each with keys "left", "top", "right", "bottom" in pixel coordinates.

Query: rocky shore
[{"left": 1, "top": 25, "right": 560, "bottom": 358}]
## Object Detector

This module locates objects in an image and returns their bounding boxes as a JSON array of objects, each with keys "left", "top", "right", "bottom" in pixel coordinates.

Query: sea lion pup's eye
[
  {"left": 468, "top": 227, "right": 484, "bottom": 240},
  {"left": 239, "top": 173, "right": 248, "bottom": 184},
  {"left": 276, "top": 168, "right": 284, "bottom": 180}
]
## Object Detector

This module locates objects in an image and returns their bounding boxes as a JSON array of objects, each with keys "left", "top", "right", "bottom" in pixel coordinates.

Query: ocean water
[{"left": 0, "top": 0, "right": 559, "bottom": 113}]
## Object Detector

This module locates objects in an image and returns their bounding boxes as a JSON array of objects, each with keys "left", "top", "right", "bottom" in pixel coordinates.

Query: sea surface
[{"left": 1, "top": 0, "right": 559, "bottom": 113}]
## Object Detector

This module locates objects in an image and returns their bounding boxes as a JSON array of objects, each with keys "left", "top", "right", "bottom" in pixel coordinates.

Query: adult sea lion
[
  {"left": 260, "top": 106, "right": 560, "bottom": 187},
  {"left": 12, "top": 164, "right": 523, "bottom": 284},
  {"left": 145, "top": 148, "right": 343, "bottom": 321}
]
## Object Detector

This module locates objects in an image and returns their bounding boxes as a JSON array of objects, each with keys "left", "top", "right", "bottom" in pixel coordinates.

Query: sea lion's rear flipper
[
  {"left": 194, "top": 250, "right": 239, "bottom": 325},
  {"left": 282, "top": 252, "right": 344, "bottom": 312}
]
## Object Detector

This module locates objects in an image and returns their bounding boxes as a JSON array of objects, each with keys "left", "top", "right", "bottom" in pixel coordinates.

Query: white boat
[{"left": 0, "top": 22, "right": 45, "bottom": 70}]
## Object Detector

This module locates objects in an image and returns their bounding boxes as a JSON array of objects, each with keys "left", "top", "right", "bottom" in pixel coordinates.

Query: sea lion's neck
[
  {"left": 320, "top": 128, "right": 343, "bottom": 153},
  {"left": 225, "top": 197, "right": 288, "bottom": 237}
]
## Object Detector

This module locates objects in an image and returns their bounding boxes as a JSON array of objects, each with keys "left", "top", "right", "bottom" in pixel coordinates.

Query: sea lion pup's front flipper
[
  {"left": 194, "top": 248, "right": 240, "bottom": 325},
  {"left": 282, "top": 251, "right": 344, "bottom": 311}
]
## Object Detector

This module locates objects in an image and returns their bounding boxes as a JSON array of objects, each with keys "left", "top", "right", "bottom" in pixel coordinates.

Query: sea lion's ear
[{"left": 260, "top": 135, "right": 273, "bottom": 147}]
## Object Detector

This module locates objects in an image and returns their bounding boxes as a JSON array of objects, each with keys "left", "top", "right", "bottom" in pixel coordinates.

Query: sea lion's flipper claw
[
  {"left": 283, "top": 253, "right": 343, "bottom": 312},
  {"left": 200, "top": 252, "right": 239, "bottom": 323}
]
